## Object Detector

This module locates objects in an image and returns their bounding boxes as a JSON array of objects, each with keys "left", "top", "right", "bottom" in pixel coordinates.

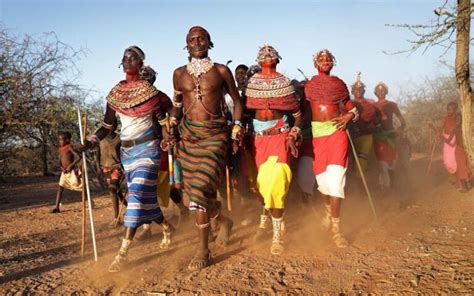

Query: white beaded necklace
[{"left": 186, "top": 57, "right": 214, "bottom": 78}]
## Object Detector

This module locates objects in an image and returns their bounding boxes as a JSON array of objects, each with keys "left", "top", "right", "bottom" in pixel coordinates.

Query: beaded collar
[
  {"left": 106, "top": 80, "right": 159, "bottom": 109},
  {"left": 186, "top": 57, "right": 214, "bottom": 78}
]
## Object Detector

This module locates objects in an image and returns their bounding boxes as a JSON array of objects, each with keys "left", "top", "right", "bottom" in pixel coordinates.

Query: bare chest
[{"left": 179, "top": 68, "right": 224, "bottom": 94}]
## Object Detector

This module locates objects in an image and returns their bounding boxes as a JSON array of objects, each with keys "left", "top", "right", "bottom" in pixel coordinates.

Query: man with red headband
[
  {"left": 304, "top": 49, "right": 359, "bottom": 248},
  {"left": 372, "top": 82, "right": 406, "bottom": 192},
  {"left": 166, "top": 26, "right": 243, "bottom": 271},
  {"left": 245, "top": 44, "right": 301, "bottom": 255}
]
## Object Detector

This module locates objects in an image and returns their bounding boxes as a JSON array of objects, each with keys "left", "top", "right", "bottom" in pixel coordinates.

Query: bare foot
[
  {"left": 188, "top": 248, "right": 211, "bottom": 271},
  {"left": 215, "top": 216, "right": 233, "bottom": 246}
]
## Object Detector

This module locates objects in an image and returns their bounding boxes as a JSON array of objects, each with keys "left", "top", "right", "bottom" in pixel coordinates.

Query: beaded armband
[
  {"left": 292, "top": 110, "right": 302, "bottom": 119},
  {"left": 158, "top": 116, "right": 169, "bottom": 126},
  {"left": 100, "top": 121, "right": 113, "bottom": 130},
  {"left": 348, "top": 107, "right": 359, "bottom": 122},
  {"left": 173, "top": 90, "right": 183, "bottom": 108}
]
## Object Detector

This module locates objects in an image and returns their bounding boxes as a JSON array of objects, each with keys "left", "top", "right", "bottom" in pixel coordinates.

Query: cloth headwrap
[
  {"left": 374, "top": 81, "right": 389, "bottom": 93},
  {"left": 125, "top": 46, "right": 145, "bottom": 61},
  {"left": 256, "top": 44, "right": 282, "bottom": 63},
  {"left": 188, "top": 26, "right": 214, "bottom": 48},
  {"left": 304, "top": 75, "right": 349, "bottom": 105}
]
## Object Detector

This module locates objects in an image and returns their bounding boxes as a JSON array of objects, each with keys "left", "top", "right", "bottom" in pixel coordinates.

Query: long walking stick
[
  {"left": 346, "top": 130, "right": 377, "bottom": 220},
  {"left": 80, "top": 115, "right": 87, "bottom": 257},
  {"left": 426, "top": 133, "right": 440, "bottom": 176},
  {"left": 77, "top": 108, "right": 98, "bottom": 261}
]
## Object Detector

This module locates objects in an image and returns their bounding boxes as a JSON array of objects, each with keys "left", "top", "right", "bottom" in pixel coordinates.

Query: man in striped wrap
[{"left": 165, "top": 26, "right": 243, "bottom": 271}]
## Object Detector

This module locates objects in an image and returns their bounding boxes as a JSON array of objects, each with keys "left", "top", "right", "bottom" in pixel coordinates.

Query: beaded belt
[{"left": 253, "top": 125, "right": 290, "bottom": 136}]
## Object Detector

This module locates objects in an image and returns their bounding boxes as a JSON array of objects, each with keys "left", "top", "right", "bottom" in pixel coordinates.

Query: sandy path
[{"left": 1, "top": 159, "right": 473, "bottom": 294}]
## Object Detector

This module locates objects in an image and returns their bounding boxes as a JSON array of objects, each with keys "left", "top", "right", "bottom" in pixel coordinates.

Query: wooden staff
[
  {"left": 80, "top": 114, "right": 87, "bottom": 257},
  {"left": 426, "top": 133, "right": 440, "bottom": 176},
  {"left": 77, "top": 108, "right": 98, "bottom": 261},
  {"left": 226, "top": 165, "right": 232, "bottom": 212},
  {"left": 346, "top": 130, "right": 377, "bottom": 220}
]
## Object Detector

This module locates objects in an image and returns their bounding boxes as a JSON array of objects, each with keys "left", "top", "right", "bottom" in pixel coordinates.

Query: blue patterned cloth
[{"left": 121, "top": 129, "right": 163, "bottom": 228}]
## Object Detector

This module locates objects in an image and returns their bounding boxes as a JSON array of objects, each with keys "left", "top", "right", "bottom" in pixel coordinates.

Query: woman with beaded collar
[
  {"left": 304, "top": 49, "right": 359, "bottom": 248},
  {"left": 245, "top": 44, "right": 302, "bottom": 255},
  {"left": 79, "top": 46, "right": 174, "bottom": 272}
]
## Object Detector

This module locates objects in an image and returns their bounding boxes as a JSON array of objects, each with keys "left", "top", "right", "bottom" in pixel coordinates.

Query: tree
[
  {"left": 387, "top": 0, "right": 473, "bottom": 162},
  {"left": 0, "top": 27, "right": 102, "bottom": 176}
]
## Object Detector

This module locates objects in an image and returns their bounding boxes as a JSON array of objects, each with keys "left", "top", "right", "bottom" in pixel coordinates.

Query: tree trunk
[
  {"left": 455, "top": 0, "right": 473, "bottom": 163},
  {"left": 40, "top": 127, "right": 49, "bottom": 176}
]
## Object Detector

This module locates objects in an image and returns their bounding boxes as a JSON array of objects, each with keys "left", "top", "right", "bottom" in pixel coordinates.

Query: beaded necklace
[{"left": 184, "top": 57, "right": 222, "bottom": 117}]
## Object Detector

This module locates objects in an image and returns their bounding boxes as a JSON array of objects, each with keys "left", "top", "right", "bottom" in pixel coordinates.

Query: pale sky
[{"left": 1, "top": 0, "right": 460, "bottom": 104}]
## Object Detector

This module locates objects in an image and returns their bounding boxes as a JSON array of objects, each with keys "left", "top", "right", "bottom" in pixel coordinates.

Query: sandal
[
  {"left": 160, "top": 223, "right": 175, "bottom": 249},
  {"left": 108, "top": 253, "right": 127, "bottom": 273}
]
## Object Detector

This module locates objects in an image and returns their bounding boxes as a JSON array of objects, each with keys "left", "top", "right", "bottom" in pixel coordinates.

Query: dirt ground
[{"left": 1, "top": 155, "right": 473, "bottom": 295}]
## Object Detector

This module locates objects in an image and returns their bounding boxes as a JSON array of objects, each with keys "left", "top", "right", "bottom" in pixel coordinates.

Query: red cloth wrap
[
  {"left": 58, "top": 144, "right": 72, "bottom": 153},
  {"left": 455, "top": 146, "right": 472, "bottom": 181},
  {"left": 252, "top": 118, "right": 289, "bottom": 168},
  {"left": 312, "top": 130, "right": 348, "bottom": 175},
  {"left": 442, "top": 114, "right": 456, "bottom": 134},
  {"left": 304, "top": 75, "right": 349, "bottom": 104},
  {"left": 373, "top": 100, "right": 397, "bottom": 121},
  {"left": 355, "top": 98, "right": 377, "bottom": 123},
  {"left": 374, "top": 140, "right": 397, "bottom": 167}
]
